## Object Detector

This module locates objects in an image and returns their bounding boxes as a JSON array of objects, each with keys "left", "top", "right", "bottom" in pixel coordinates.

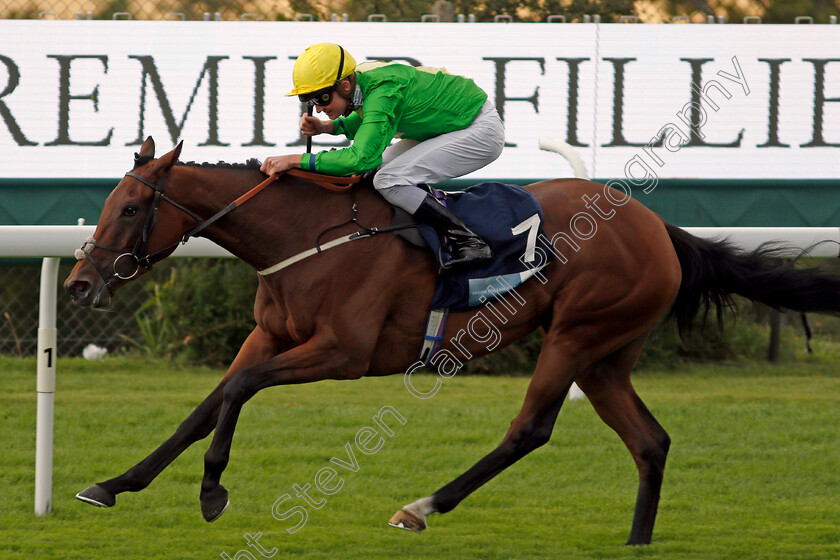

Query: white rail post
[
  {"left": 539, "top": 138, "right": 588, "bottom": 401},
  {"left": 35, "top": 256, "right": 59, "bottom": 515}
]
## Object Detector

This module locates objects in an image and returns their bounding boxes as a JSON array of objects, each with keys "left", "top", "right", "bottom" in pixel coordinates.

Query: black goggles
[{"left": 299, "top": 88, "right": 334, "bottom": 107}]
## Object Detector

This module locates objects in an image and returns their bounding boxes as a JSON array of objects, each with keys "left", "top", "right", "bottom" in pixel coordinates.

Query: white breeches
[{"left": 372, "top": 99, "right": 505, "bottom": 214}]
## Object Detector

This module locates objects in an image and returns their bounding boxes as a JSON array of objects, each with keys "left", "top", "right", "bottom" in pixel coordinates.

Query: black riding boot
[{"left": 413, "top": 194, "right": 492, "bottom": 270}]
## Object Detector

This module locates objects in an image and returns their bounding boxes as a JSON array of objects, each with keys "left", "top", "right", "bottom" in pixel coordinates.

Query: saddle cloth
[{"left": 416, "top": 182, "right": 553, "bottom": 312}]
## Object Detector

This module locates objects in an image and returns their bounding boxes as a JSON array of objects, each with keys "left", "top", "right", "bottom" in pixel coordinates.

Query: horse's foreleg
[
  {"left": 199, "top": 331, "right": 355, "bottom": 522},
  {"left": 76, "top": 384, "right": 226, "bottom": 508},
  {"left": 389, "top": 339, "right": 574, "bottom": 532},
  {"left": 575, "top": 333, "right": 670, "bottom": 546},
  {"left": 76, "top": 327, "right": 277, "bottom": 508}
]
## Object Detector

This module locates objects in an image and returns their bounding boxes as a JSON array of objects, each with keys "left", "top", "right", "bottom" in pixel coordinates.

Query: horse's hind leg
[
  {"left": 389, "top": 331, "right": 576, "bottom": 532},
  {"left": 575, "top": 331, "right": 670, "bottom": 546},
  {"left": 76, "top": 326, "right": 277, "bottom": 508}
]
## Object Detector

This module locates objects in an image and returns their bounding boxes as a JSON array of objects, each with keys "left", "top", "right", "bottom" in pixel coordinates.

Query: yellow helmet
[{"left": 285, "top": 43, "right": 357, "bottom": 97}]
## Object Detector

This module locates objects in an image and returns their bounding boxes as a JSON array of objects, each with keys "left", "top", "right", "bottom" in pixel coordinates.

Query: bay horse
[{"left": 64, "top": 137, "right": 840, "bottom": 545}]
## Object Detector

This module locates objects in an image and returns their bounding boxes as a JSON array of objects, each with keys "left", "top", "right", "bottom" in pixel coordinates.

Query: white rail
[
  {"left": 3, "top": 224, "right": 840, "bottom": 260},
  {"left": 0, "top": 225, "right": 233, "bottom": 258},
  {"left": 4, "top": 223, "right": 838, "bottom": 516},
  {"left": 0, "top": 224, "right": 231, "bottom": 516},
  {"left": 684, "top": 227, "right": 840, "bottom": 257},
  {"left": 17, "top": 135, "right": 839, "bottom": 514}
]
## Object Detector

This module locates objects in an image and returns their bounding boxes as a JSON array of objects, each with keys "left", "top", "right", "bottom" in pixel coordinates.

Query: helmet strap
[
  {"left": 333, "top": 45, "right": 355, "bottom": 116},
  {"left": 333, "top": 45, "right": 345, "bottom": 88}
]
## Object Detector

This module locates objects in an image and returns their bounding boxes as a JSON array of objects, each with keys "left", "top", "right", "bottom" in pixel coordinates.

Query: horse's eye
[{"left": 123, "top": 206, "right": 138, "bottom": 217}]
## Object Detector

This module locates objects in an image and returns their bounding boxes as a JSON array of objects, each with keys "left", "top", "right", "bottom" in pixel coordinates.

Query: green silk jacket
[{"left": 299, "top": 62, "right": 488, "bottom": 175}]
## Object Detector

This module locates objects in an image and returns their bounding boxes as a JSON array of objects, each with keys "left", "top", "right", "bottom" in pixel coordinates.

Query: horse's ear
[
  {"left": 133, "top": 137, "right": 157, "bottom": 169},
  {"left": 138, "top": 136, "right": 155, "bottom": 159},
  {"left": 155, "top": 140, "right": 183, "bottom": 172},
  {"left": 172, "top": 140, "right": 183, "bottom": 162}
]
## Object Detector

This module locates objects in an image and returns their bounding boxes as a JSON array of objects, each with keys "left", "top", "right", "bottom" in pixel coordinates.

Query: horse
[{"left": 64, "top": 136, "right": 840, "bottom": 545}]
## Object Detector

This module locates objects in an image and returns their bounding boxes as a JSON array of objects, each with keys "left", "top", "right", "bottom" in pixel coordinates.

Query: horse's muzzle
[{"left": 64, "top": 275, "right": 110, "bottom": 309}]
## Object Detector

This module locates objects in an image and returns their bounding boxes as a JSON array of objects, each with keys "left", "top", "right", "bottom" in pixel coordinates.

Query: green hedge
[
  {"left": 128, "top": 259, "right": 258, "bottom": 367},
  {"left": 132, "top": 259, "right": 815, "bottom": 371}
]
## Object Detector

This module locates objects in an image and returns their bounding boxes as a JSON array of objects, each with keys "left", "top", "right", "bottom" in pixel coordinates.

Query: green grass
[{"left": 2, "top": 355, "right": 840, "bottom": 559}]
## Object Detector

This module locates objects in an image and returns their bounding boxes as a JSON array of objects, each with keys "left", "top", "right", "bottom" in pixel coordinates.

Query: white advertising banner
[{"left": 0, "top": 21, "right": 838, "bottom": 180}]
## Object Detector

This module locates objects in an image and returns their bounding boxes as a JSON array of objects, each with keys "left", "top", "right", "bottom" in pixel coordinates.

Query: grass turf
[{"left": 2, "top": 355, "right": 839, "bottom": 559}]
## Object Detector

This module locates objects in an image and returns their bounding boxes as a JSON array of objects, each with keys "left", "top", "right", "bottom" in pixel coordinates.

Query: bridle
[
  {"left": 75, "top": 167, "right": 280, "bottom": 297},
  {"left": 74, "top": 170, "right": 204, "bottom": 295},
  {"left": 74, "top": 163, "right": 363, "bottom": 297}
]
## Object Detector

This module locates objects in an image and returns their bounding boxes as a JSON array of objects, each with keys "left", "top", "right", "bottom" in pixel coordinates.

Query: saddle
[
  {"left": 287, "top": 168, "right": 553, "bottom": 364},
  {"left": 288, "top": 168, "right": 552, "bottom": 311}
]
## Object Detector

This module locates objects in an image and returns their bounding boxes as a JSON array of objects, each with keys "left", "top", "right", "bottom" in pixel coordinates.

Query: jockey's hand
[
  {"left": 260, "top": 154, "right": 301, "bottom": 176},
  {"left": 300, "top": 114, "right": 333, "bottom": 136}
]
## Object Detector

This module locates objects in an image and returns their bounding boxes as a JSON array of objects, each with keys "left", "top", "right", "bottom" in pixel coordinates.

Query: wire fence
[
  {"left": 1, "top": 2, "right": 838, "bottom": 23},
  {"left": 1, "top": 0, "right": 271, "bottom": 21},
  {"left": 0, "top": 260, "right": 149, "bottom": 357}
]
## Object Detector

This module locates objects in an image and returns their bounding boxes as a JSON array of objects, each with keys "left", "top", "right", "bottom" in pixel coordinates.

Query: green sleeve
[
  {"left": 332, "top": 112, "right": 362, "bottom": 138},
  {"left": 307, "top": 112, "right": 393, "bottom": 174},
  {"left": 308, "top": 89, "right": 401, "bottom": 175}
]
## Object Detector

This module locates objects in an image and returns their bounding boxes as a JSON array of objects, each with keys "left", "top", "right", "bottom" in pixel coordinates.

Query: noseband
[{"left": 74, "top": 171, "right": 202, "bottom": 294}]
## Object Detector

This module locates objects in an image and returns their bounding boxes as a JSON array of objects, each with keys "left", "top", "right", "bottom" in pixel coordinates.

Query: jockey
[{"left": 260, "top": 43, "right": 505, "bottom": 270}]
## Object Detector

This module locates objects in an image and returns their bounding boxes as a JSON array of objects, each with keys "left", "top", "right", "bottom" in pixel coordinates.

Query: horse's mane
[
  {"left": 133, "top": 151, "right": 263, "bottom": 171},
  {"left": 178, "top": 159, "right": 262, "bottom": 170}
]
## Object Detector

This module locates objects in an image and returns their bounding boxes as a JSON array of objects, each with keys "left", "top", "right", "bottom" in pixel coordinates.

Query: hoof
[
  {"left": 388, "top": 508, "right": 426, "bottom": 532},
  {"left": 76, "top": 484, "right": 116, "bottom": 508},
  {"left": 201, "top": 486, "right": 229, "bottom": 522}
]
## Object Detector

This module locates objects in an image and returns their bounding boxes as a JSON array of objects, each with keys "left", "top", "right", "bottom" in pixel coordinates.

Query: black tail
[{"left": 665, "top": 223, "right": 840, "bottom": 335}]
